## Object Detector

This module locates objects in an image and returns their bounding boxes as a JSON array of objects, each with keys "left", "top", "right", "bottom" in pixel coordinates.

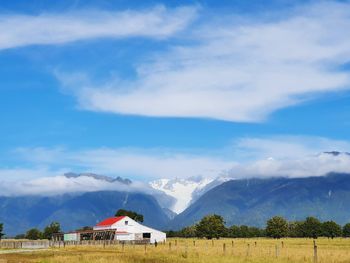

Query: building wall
[
  {"left": 115, "top": 233, "right": 134, "bottom": 241},
  {"left": 94, "top": 216, "right": 166, "bottom": 243},
  {"left": 64, "top": 233, "right": 79, "bottom": 241}
]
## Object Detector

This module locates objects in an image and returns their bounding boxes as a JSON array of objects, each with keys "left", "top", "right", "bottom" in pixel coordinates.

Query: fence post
[
  {"left": 313, "top": 240, "right": 318, "bottom": 263},
  {"left": 275, "top": 244, "right": 279, "bottom": 258},
  {"left": 193, "top": 240, "right": 196, "bottom": 247},
  {"left": 223, "top": 243, "right": 226, "bottom": 255},
  {"left": 169, "top": 242, "right": 172, "bottom": 251},
  {"left": 246, "top": 243, "right": 250, "bottom": 257},
  {"left": 212, "top": 239, "right": 214, "bottom": 247},
  {"left": 144, "top": 244, "right": 147, "bottom": 254}
]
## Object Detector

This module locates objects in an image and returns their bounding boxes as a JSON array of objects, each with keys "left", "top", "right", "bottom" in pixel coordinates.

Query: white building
[{"left": 93, "top": 216, "right": 166, "bottom": 244}]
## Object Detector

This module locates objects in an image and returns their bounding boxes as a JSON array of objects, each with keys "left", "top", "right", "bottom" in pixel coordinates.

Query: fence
[
  {"left": 0, "top": 240, "right": 50, "bottom": 249},
  {"left": 0, "top": 239, "right": 150, "bottom": 249}
]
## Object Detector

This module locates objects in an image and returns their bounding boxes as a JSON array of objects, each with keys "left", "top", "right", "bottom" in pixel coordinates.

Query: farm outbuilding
[
  {"left": 59, "top": 216, "right": 166, "bottom": 244},
  {"left": 93, "top": 216, "right": 166, "bottom": 244}
]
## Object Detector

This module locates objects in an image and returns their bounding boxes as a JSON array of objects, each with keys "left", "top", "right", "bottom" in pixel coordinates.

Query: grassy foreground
[{"left": 1, "top": 238, "right": 350, "bottom": 263}]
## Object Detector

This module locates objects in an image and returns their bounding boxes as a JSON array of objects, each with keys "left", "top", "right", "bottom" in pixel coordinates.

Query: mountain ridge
[{"left": 169, "top": 172, "right": 350, "bottom": 230}]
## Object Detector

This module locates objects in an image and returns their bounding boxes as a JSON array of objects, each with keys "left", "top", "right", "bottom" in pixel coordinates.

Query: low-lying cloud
[
  {"left": 0, "top": 135, "right": 348, "bottom": 186},
  {"left": 13, "top": 146, "right": 236, "bottom": 180}
]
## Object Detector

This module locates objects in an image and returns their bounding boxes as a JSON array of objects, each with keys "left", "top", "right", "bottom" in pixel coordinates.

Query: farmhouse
[{"left": 61, "top": 216, "right": 166, "bottom": 244}]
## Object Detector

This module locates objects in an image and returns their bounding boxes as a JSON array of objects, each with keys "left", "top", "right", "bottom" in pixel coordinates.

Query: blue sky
[{"left": 1, "top": 0, "right": 350, "bottom": 183}]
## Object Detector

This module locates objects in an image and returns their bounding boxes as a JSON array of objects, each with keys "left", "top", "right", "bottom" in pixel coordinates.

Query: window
[
  {"left": 143, "top": 233, "right": 151, "bottom": 239},
  {"left": 125, "top": 221, "right": 128, "bottom": 225}
]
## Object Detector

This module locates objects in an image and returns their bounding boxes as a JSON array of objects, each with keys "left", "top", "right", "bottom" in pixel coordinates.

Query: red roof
[{"left": 96, "top": 216, "right": 125, "bottom": 227}]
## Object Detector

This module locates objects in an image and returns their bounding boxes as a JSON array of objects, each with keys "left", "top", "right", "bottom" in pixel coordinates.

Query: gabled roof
[{"left": 96, "top": 216, "right": 125, "bottom": 227}]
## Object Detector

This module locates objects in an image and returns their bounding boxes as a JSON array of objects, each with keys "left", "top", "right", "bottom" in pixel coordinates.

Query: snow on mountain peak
[{"left": 149, "top": 177, "right": 214, "bottom": 214}]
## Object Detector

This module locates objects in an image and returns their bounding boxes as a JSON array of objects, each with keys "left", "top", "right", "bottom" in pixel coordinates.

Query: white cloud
[
  {"left": 233, "top": 136, "right": 350, "bottom": 160},
  {"left": 229, "top": 153, "right": 350, "bottom": 178},
  {"left": 229, "top": 136, "right": 350, "bottom": 178},
  {"left": 11, "top": 136, "right": 350, "bottom": 181},
  {"left": 0, "top": 174, "right": 154, "bottom": 196},
  {"left": 0, "top": 167, "right": 62, "bottom": 181},
  {"left": 1, "top": 135, "right": 350, "bottom": 196},
  {"left": 60, "top": 1, "right": 350, "bottom": 122},
  {"left": 14, "top": 147, "right": 236, "bottom": 180},
  {"left": 0, "top": 6, "right": 197, "bottom": 50}
]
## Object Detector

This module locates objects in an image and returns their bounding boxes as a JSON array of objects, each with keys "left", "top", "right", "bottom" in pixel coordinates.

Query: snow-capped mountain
[{"left": 149, "top": 176, "right": 232, "bottom": 214}]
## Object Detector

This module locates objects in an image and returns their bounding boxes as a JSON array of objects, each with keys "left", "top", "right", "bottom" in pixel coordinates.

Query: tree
[
  {"left": 248, "top": 226, "right": 264, "bottom": 237},
  {"left": 26, "top": 228, "right": 42, "bottom": 240},
  {"left": 266, "top": 216, "right": 288, "bottom": 239},
  {"left": 180, "top": 225, "right": 197, "bottom": 238},
  {"left": 302, "top": 217, "right": 322, "bottom": 239},
  {"left": 196, "top": 214, "right": 226, "bottom": 239},
  {"left": 343, "top": 223, "right": 350, "bottom": 237},
  {"left": 288, "top": 221, "right": 304, "bottom": 237},
  {"left": 322, "top": 221, "right": 342, "bottom": 239},
  {"left": 115, "top": 209, "right": 144, "bottom": 222},
  {"left": 229, "top": 225, "right": 241, "bottom": 238},
  {"left": 0, "top": 223, "right": 4, "bottom": 240},
  {"left": 43, "top": 222, "right": 61, "bottom": 240},
  {"left": 239, "top": 225, "right": 250, "bottom": 238}
]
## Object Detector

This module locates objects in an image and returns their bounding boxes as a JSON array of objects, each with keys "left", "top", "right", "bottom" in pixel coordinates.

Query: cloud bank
[
  {"left": 1, "top": 136, "right": 350, "bottom": 195},
  {"left": 57, "top": 1, "right": 350, "bottom": 122},
  {"left": 0, "top": 5, "right": 197, "bottom": 50},
  {"left": 0, "top": 175, "right": 142, "bottom": 196},
  {"left": 13, "top": 146, "right": 236, "bottom": 179}
]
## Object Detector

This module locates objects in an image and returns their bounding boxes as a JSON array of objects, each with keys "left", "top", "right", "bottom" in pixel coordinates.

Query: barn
[{"left": 93, "top": 216, "right": 166, "bottom": 244}]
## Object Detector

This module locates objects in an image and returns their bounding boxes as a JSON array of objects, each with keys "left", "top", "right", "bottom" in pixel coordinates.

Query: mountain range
[
  {"left": 170, "top": 172, "right": 350, "bottom": 229},
  {"left": 2, "top": 168, "right": 350, "bottom": 236},
  {"left": 0, "top": 191, "right": 170, "bottom": 236}
]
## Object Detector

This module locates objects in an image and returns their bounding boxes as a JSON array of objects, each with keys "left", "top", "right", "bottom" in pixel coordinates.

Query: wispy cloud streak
[
  {"left": 0, "top": 6, "right": 197, "bottom": 50},
  {"left": 60, "top": 1, "right": 350, "bottom": 122}
]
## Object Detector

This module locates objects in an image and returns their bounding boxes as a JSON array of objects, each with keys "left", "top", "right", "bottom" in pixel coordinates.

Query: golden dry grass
[{"left": 1, "top": 238, "right": 350, "bottom": 263}]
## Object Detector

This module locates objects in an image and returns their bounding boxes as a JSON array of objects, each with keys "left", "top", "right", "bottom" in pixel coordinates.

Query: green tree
[
  {"left": 229, "top": 225, "right": 241, "bottom": 238},
  {"left": 25, "top": 228, "right": 42, "bottom": 240},
  {"left": 266, "top": 216, "right": 288, "bottom": 239},
  {"left": 228, "top": 225, "right": 265, "bottom": 238},
  {"left": 288, "top": 221, "right": 304, "bottom": 237},
  {"left": 239, "top": 225, "right": 250, "bottom": 238},
  {"left": 302, "top": 217, "right": 322, "bottom": 239},
  {"left": 115, "top": 209, "right": 144, "bottom": 222},
  {"left": 248, "top": 227, "right": 264, "bottom": 237},
  {"left": 0, "top": 223, "right": 4, "bottom": 240},
  {"left": 322, "top": 221, "right": 342, "bottom": 239},
  {"left": 342, "top": 223, "right": 350, "bottom": 237},
  {"left": 43, "top": 222, "right": 61, "bottom": 240},
  {"left": 180, "top": 225, "right": 197, "bottom": 238},
  {"left": 196, "top": 214, "right": 226, "bottom": 239}
]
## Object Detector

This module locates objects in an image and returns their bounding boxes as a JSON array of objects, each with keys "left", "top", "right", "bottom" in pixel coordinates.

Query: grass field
[{"left": 1, "top": 238, "right": 350, "bottom": 263}]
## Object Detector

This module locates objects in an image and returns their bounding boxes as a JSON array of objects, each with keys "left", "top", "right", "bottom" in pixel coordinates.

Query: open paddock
[{"left": 1, "top": 238, "right": 350, "bottom": 263}]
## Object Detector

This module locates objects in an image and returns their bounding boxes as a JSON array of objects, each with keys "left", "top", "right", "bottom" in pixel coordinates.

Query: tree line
[
  {"left": 166, "top": 215, "right": 350, "bottom": 239},
  {"left": 0, "top": 209, "right": 142, "bottom": 240},
  {"left": 2, "top": 213, "right": 350, "bottom": 240},
  {"left": 8, "top": 222, "right": 61, "bottom": 240}
]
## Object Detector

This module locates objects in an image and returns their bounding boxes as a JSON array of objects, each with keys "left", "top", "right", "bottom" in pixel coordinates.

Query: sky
[{"left": 1, "top": 0, "right": 350, "bottom": 187}]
